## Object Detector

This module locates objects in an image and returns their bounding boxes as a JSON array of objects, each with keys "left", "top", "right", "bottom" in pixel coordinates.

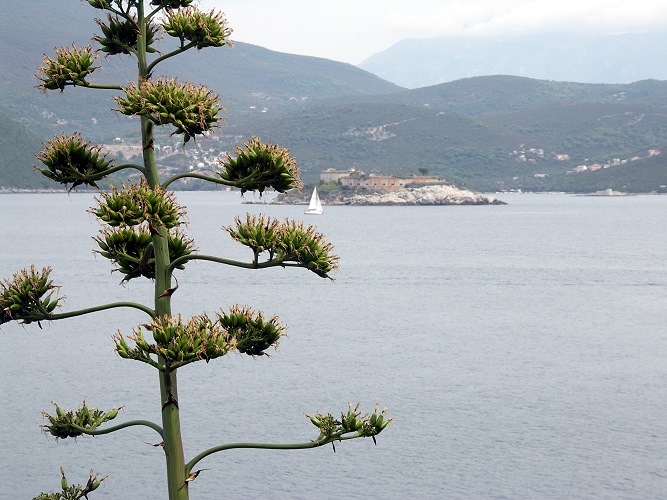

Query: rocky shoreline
[{"left": 268, "top": 185, "right": 507, "bottom": 206}]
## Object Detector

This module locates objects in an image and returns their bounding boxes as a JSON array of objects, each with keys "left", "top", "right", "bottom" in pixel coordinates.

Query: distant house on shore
[{"left": 320, "top": 168, "right": 446, "bottom": 191}]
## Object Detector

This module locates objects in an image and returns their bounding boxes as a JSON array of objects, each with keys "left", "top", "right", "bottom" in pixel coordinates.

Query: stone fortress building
[{"left": 320, "top": 168, "right": 446, "bottom": 191}]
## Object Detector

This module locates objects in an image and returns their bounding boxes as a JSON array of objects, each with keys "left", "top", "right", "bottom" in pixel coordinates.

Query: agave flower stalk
[{"left": 3, "top": 2, "right": 391, "bottom": 499}]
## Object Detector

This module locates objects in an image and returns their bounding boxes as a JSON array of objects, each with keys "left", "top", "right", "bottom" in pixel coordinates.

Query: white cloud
[{"left": 199, "top": 0, "right": 667, "bottom": 63}]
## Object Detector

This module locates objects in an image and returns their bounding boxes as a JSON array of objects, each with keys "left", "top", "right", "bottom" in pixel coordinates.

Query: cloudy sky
[{"left": 199, "top": 0, "right": 667, "bottom": 64}]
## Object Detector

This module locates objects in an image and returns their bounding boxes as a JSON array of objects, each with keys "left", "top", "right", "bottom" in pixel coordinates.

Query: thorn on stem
[
  {"left": 162, "top": 391, "right": 179, "bottom": 410},
  {"left": 144, "top": 440, "right": 164, "bottom": 448},
  {"left": 159, "top": 280, "right": 179, "bottom": 298},
  {"left": 179, "top": 469, "right": 209, "bottom": 490}
]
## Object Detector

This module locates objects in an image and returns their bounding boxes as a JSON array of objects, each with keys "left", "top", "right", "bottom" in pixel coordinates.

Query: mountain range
[
  {"left": 1, "top": 0, "right": 665, "bottom": 193},
  {"left": 359, "top": 32, "right": 667, "bottom": 89}
]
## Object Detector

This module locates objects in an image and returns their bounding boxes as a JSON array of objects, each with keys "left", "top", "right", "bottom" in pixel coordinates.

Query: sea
[{"left": 1, "top": 191, "right": 666, "bottom": 499}]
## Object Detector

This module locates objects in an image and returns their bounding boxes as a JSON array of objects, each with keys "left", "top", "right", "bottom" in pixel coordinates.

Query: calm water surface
[{"left": 1, "top": 192, "right": 666, "bottom": 499}]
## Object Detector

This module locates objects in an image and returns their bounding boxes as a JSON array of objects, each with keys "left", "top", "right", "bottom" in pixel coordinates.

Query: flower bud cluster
[
  {"left": 217, "top": 305, "right": 284, "bottom": 356},
  {"left": 115, "top": 77, "right": 220, "bottom": 143},
  {"left": 95, "top": 227, "right": 193, "bottom": 281},
  {"left": 94, "top": 181, "right": 184, "bottom": 231},
  {"left": 37, "top": 44, "right": 98, "bottom": 92},
  {"left": 306, "top": 403, "right": 392, "bottom": 444},
  {"left": 95, "top": 14, "right": 159, "bottom": 55},
  {"left": 37, "top": 132, "right": 113, "bottom": 190},
  {"left": 92, "top": 183, "right": 192, "bottom": 281},
  {"left": 163, "top": 7, "right": 232, "bottom": 49},
  {"left": 226, "top": 214, "right": 339, "bottom": 278},
  {"left": 33, "top": 467, "right": 107, "bottom": 500},
  {"left": 41, "top": 400, "right": 121, "bottom": 440},
  {"left": 0, "top": 266, "right": 61, "bottom": 325},
  {"left": 86, "top": 0, "right": 111, "bottom": 8},
  {"left": 218, "top": 137, "right": 303, "bottom": 194},
  {"left": 115, "top": 308, "right": 285, "bottom": 367}
]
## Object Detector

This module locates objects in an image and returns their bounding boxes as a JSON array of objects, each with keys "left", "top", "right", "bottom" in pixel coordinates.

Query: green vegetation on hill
[
  {"left": 0, "top": 111, "right": 53, "bottom": 190},
  {"left": 1, "top": 0, "right": 401, "bottom": 141},
  {"left": 229, "top": 83, "right": 666, "bottom": 192},
  {"left": 552, "top": 155, "right": 667, "bottom": 193},
  {"left": 1, "top": 0, "right": 665, "bottom": 193}
]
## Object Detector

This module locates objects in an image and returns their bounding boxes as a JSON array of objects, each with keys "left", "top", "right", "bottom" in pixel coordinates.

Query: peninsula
[{"left": 269, "top": 184, "right": 506, "bottom": 206}]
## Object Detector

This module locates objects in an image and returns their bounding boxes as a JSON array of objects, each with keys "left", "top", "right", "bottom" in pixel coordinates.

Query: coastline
[{"left": 263, "top": 184, "right": 507, "bottom": 206}]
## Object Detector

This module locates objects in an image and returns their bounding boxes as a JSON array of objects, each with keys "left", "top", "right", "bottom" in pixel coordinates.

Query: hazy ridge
[{"left": 359, "top": 32, "right": 667, "bottom": 89}]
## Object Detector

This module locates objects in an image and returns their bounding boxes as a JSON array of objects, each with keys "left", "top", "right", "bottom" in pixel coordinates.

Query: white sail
[{"left": 304, "top": 187, "right": 323, "bottom": 215}]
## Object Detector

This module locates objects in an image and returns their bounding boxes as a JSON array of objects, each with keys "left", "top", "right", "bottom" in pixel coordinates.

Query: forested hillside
[
  {"left": 1, "top": 1, "right": 665, "bottom": 193},
  {"left": 0, "top": 112, "right": 52, "bottom": 190}
]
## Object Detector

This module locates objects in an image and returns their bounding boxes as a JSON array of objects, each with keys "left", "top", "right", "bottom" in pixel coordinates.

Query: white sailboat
[{"left": 304, "top": 187, "right": 323, "bottom": 215}]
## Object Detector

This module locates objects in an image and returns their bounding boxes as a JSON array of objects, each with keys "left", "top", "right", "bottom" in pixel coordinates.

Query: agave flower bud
[
  {"left": 225, "top": 214, "right": 280, "bottom": 255},
  {"left": 340, "top": 403, "right": 364, "bottom": 433},
  {"left": 152, "top": 0, "right": 195, "bottom": 8},
  {"left": 163, "top": 7, "right": 232, "bottom": 49},
  {"left": 0, "top": 266, "right": 62, "bottom": 325},
  {"left": 361, "top": 404, "right": 392, "bottom": 440},
  {"left": 95, "top": 226, "right": 194, "bottom": 281},
  {"left": 121, "top": 308, "right": 286, "bottom": 366},
  {"left": 93, "top": 181, "right": 185, "bottom": 230},
  {"left": 95, "top": 14, "right": 159, "bottom": 55},
  {"left": 36, "top": 44, "right": 98, "bottom": 92},
  {"left": 114, "top": 77, "right": 221, "bottom": 143},
  {"left": 41, "top": 400, "right": 118, "bottom": 440},
  {"left": 37, "top": 468, "right": 108, "bottom": 499},
  {"left": 224, "top": 215, "right": 339, "bottom": 278},
  {"left": 216, "top": 305, "right": 286, "bottom": 356},
  {"left": 305, "top": 411, "right": 339, "bottom": 437},
  {"left": 84, "top": 469, "right": 108, "bottom": 494},
  {"left": 276, "top": 220, "right": 339, "bottom": 278},
  {"left": 37, "top": 132, "right": 114, "bottom": 190},
  {"left": 218, "top": 137, "right": 303, "bottom": 194},
  {"left": 127, "top": 314, "right": 234, "bottom": 364},
  {"left": 87, "top": 0, "right": 111, "bottom": 9}
]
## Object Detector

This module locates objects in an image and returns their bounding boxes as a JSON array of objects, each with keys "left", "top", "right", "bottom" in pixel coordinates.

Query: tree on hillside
[{"left": 0, "top": 1, "right": 390, "bottom": 498}]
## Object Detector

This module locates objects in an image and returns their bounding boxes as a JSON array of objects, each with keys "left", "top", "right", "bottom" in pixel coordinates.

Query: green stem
[
  {"left": 168, "top": 358, "right": 198, "bottom": 371},
  {"left": 137, "top": 4, "right": 187, "bottom": 497},
  {"left": 168, "top": 254, "right": 268, "bottom": 272},
  {"left": 146, "top": 2, "right": 169, "bottom": 21},
  {"left": 159, "top": 367, "right": 186, "bottom": 500},
  {"left": 49, "top": 301, "right": 156, "bottom": 321},
  {"left": 71, "top": 420, "right": 164, "bottom": 439},
  {"left": 102, "top": 3, "right": 125, "bottom": 19},
  {"left": 161, "top": 172, "right": 234, "bottom": 190},
  {"left": 167, "top": 254, "right": 299, "bottom": 277},
  {"left": 135, "top": 355, "right": 166, "bottom": 372},
  {"left": 146, "top": 42, "right": 196, "bottom": 76},
  {"left": 105, "top": 163, "right": 149, "bottom": 177},
  {"left": 186, "top": 433, "right": 362, "bottom": 473},
  {"left": 82, "top": 83, "right": 124, "bottom": 91}
]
